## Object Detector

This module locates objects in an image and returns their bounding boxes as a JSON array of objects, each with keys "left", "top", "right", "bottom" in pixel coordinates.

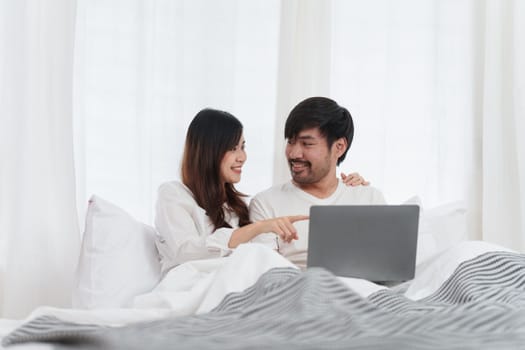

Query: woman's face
[{"left": 220, "top": 135, "right": 247, "bottom": 184}]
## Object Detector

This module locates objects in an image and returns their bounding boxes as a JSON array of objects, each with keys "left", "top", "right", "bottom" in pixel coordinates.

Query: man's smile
[{"left": 290, "top": 160, "right": 310, "bottom": 172}]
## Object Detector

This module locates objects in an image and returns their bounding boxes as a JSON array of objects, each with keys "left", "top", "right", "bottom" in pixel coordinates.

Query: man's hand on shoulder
[{"left": 340, "top": 172, "right": 370, "bottom": 187}]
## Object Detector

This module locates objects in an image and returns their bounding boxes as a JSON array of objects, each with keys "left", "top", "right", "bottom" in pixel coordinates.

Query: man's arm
[{"left": 249, "top": 195, "right": 272, "bottom": 221}]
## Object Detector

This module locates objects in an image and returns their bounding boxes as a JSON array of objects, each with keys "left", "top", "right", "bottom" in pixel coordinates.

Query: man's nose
[{"left": 287, "top": 143, "right": 302, "bottom": 159}]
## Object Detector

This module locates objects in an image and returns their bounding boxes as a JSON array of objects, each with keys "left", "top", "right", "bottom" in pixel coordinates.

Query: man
[{"left": 250, "top": 97, "right": 385, "bottom": 269}]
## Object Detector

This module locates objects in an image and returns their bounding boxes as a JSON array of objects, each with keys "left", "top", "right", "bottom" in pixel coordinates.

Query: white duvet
[
  {"left": 132, "top": 240, "right": 514, "bottom": 315},
  {"left": 0, "top": 240, "right": 513, "bottom": 350}
]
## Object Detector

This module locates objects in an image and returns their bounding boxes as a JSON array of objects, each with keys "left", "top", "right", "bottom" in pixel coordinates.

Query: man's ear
[{"left": 334, "top": 138, "right": 348, "bottom": 156}]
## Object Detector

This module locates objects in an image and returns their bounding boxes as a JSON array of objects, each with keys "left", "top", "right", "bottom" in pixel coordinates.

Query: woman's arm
[{"left": 228, "top": 215, "right": 309, "bottom": 249}]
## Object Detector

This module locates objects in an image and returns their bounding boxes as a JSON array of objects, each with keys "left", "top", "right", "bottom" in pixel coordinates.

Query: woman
[{"left": 154, "top": 108, "right": 367, "bottom": 276}]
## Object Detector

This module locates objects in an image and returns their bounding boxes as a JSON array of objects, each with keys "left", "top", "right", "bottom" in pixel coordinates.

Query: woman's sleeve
[{"left": 154, "top": 183, "right": 233, "bottom": 272}]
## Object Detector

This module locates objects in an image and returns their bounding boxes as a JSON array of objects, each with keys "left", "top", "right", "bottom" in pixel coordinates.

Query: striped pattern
[{"left": 3, "top": 251, "right": 525, "bottom": 349}]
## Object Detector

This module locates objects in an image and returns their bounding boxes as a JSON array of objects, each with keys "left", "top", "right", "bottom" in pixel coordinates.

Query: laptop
[{"left": 307, "top": 205, "right": 420, "bottom": 282}]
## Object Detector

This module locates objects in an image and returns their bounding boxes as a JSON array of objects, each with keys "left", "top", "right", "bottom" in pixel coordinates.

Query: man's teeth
[{"left": 292, "top": 161, "right": 308, "bottom": 168}]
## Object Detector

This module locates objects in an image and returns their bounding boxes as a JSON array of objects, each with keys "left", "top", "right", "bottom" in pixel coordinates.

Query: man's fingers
[
  {"left": 350, "top": 178, "right": 370, "bottom": 186},
  {"left": 349, "top": 177, "right": 361, "bottom": 186},
  {"left": 345, "top": 172, "right": 371, "bottom": 187}
]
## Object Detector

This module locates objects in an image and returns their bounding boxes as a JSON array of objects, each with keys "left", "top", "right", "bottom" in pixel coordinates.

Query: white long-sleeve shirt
[
  {"left": 155, "top": 181, "right": 237, "bottom": 275},
  {"left": 249, "top": 180, "right": 386, "bottom": 269}
]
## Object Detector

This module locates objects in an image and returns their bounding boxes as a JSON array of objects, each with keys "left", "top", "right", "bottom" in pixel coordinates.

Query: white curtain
[
  {"left": 73, "top": 0, "right": 281, "bottom": 224},
  {"left": 481, "top": 0, "right": 525, "bottom": 250},
  {"left": 274, "top": 0, "right": 480, "bottom": 206},
  {"left": 274, "top": 0, "right": 525, "bottom": 250},
  {"left": 0, "top": 0, "right": 80, "bottom": 318},
  {"left": 74, "top": 0, "right": 525, "bottom": 248},
  {"left": 273, "top": 0, "right": 333, "bottom": 183}
]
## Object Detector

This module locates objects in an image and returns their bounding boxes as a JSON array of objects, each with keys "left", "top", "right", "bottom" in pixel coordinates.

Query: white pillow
[
  {"left": 72, "top": 195, "right": 161, "bottom": 309},
  {"left": 415, "top": 201, "right": 467, "bottom": 265}
]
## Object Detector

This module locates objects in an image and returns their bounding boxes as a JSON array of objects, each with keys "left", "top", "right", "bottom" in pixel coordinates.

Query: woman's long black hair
[{"left": 181, "top": 109, "right": 251, "bottom": 230}]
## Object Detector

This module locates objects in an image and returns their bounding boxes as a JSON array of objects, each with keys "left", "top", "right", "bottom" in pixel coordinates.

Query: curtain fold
[
  {"left": 480, "top": 0, "right": 525, "bottom": 250},
  {"left": 0, "top": 0, "right": 80, "bottom": 318},
  {"left": 273, "top": 0, "right": 333, "bottom": 185}
]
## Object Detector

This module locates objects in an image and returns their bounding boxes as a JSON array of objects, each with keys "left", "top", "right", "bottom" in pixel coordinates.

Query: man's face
[{"left": 286, "top": 128, "right": 340, "bottom": 185}]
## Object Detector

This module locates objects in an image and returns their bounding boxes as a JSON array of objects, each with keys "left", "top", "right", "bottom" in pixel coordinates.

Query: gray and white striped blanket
[{"left": 3, "top": 251, "right": 525, "bottom": 349}]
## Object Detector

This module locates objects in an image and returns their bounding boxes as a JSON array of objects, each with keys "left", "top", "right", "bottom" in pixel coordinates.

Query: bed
[{"left": 1, "top": 197, "right": 523, "bottom": 349}]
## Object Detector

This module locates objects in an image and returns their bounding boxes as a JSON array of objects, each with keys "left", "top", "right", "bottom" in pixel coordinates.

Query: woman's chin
[{"left": 225, "top": 176, "right": 242, "bottom": 184}]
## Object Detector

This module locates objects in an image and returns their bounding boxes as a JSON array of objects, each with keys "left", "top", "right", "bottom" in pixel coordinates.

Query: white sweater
[{"left": 249, "top": 180, "right": 386, "bottom": 269}]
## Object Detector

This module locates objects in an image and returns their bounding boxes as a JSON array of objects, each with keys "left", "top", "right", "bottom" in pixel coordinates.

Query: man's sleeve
[
  {"left": 248, "top": 195, "right": 278, "bottom": 249},
  {"left": 249, "top": 195, "right": 272, "bottom": 221},
  {"left": 372, "top": 188, "right": 387, "bottom": 204}
]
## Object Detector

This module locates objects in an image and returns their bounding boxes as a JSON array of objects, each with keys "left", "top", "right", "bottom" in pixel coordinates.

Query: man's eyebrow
[{"left": 296, "top": 135, "right": 317, "bottom": 140}]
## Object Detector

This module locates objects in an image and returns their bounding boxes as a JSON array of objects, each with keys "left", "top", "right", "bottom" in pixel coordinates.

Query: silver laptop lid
[{"left": 307, "top": 205, "right": 420, "bottom": 282}]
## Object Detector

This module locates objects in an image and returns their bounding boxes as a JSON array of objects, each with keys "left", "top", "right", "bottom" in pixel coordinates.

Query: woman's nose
[{"left": 237, "top": 149, "right": 247, "bottom": 162}]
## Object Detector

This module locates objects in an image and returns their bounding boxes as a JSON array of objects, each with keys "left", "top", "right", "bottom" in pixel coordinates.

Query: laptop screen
[{"left": 307, "top": 205, "right": 419, "bottom": 282}]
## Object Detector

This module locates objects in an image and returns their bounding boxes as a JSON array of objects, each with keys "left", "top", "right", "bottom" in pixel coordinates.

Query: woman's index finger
[{"left": 288, "top": 215, "right": 309, "bottom": 222}]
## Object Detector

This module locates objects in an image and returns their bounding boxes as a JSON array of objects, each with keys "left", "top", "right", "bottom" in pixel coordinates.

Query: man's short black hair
[{"left": 285, "top": 96, "right": 354, "bottom": 165}]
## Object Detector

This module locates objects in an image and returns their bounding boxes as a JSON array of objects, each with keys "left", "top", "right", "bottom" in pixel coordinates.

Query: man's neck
[{"left": 292, "top": 176, "right": 339, "bottom": 199}]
